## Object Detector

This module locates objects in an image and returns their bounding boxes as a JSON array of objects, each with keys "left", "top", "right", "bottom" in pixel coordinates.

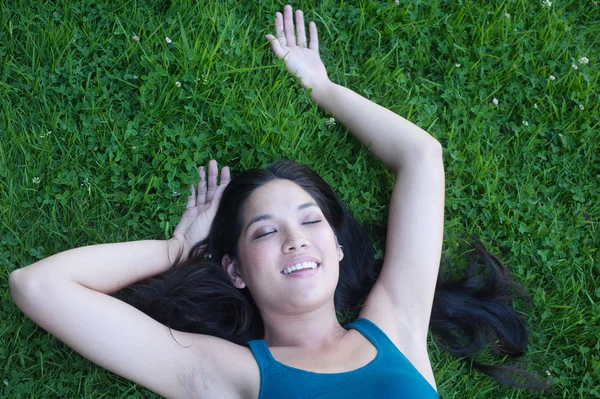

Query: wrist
[
  {"left": 167, "top": 238, "right": 190, "bottom": 264},
  {"left": 308, "top": 79, "right": 335, "bottom": 104}
]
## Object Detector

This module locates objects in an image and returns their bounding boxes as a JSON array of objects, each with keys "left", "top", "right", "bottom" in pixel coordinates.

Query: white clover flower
[
  {"left": 572, "top": 64, "right": 578, "bottom": 70},
  {"left": 175, "top": 81, "right": 181, "bottom": 88},
  {"left": 40, "top": 130, "right": 52, "bottom": 138},
  {"left": 558, "top": 133, "right": 567, "bottom": 146},
  {"left": 579, "top": 104, "right": 585, "bottom": 110},
  {"left": 492, "top": 98, "right": 499, "bottom": 106},
  {"left": 325, "top": 117, "right": 336, "bottom": 127},
  {"left": 455, "top": 63, "right": 461, "bottom": 68},
  {"left": 132, "top": 35, "right": 140, "bottom": 42},
  {"left": 32, "top": 177, "right": 41, "bottom": 184},
  {"left": 522, "top": 120, "right": 529, "bottom": 126},
  {"left": 165, "top": 37, "right": 172, "bottom": 44},
  {"left": 579, "top": 57, "right": 589, "bottom": 64},
  {"left": 549, "top": 75, "right": 556, "bottom": 81},
  {"left": 211, "top": 17, "right": 216, "bottom": 22},
  {"left": 546, "top": 370, "right": 551, "bottom": 376},
  {"left": 534, "top": 103, "right": 539, "bottom": 109},
  {"left": 395, "top": 0, "right": 400, "bottom": 5},
  {"left": 504, "top": 13, "right": 510, "bottom": 18},
  {"left": 133, "top": 75, "right": 139, "bottom": 80},
  {"left": 541, "top": 0, "right": 552, "bottom": 8}
]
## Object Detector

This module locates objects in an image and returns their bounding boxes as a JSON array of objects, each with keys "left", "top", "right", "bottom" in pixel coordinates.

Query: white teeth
[{"left": 282, "top": 262, "right": 318, "bottom": 275}]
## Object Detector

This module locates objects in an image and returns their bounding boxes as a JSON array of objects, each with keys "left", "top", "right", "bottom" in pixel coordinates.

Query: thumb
[{"left": 265, "top": 34, "right": 286, "bottom": 59}]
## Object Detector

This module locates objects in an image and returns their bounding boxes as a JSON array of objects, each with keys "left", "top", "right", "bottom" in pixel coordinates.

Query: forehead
[{"left": 244, "top": 179, "right": 316, "bottom": 217}]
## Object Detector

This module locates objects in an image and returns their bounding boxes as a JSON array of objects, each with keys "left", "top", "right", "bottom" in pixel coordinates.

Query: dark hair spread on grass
[{"left": 113, "top": 159, "right": 548, "bottom": 391}]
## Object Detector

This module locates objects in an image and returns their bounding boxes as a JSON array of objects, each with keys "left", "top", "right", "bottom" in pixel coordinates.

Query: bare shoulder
[{"left": 173, "top": 331, "right": 260, "bottom": 399}]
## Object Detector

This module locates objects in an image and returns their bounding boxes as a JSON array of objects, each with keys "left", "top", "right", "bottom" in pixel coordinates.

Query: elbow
[
  {"left": 405, "top": 140, "right": 443, "bottom": 167},
  {"left": 424, "top": 139, "right": 443, "bottom": 158},
  {"left": 9, "top": 268, "right": 26, "bottom": 294},
  {"left": 9, "top": 268, "right": 27, "bottom": 310},
  {"left": 419, "top": 141, "right": 444, "bottom": 167},
  {"left": 9, "top": 268, "right": 45, "bottom": 313}
]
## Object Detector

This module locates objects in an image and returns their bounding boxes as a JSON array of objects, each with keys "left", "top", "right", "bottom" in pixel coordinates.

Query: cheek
[
  {"left": 243, "top": 240, "right": 277, "bottom": 269},
  {"left": 319, "top": 227, "right": 337, "bottom": 246}
]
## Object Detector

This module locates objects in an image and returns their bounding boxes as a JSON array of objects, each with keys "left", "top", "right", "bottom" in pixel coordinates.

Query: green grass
[{"left": 1, "top": 0, "right": 598, "bottom": 397}]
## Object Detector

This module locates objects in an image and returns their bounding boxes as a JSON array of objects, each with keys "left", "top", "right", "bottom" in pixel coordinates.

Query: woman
[{"left": 9, "top": 5, "right": 543, "bottom": 398}]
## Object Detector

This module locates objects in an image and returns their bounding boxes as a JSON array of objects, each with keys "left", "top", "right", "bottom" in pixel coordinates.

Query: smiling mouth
[{"left": 281, "top": 263, "right": 321, "bottom": 275}]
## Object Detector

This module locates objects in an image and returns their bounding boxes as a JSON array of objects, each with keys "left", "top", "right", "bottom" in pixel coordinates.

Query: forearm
[
  {"left": 311, "top": 81, "right": 441, "bottom": 171},
  {"left": 10, "top": 239, "right": 184, "bottom": 295}
]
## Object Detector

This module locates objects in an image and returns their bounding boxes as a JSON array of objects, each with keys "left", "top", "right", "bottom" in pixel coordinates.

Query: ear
[
  {"left": 337, "top": 245, "right": 344, "bottom": 262},
  {"left": 221, "top": 254, "right": 246, "bottom": 289},
  {"left": 335, "top": 236, "right": 344, "bottom": 262}
]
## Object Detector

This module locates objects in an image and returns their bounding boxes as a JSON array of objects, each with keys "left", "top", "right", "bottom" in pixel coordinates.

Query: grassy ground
[{"left": 1, "top": 0, "right": 598, "bottom": 398}]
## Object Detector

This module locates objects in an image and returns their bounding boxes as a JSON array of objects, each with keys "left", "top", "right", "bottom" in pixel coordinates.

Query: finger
[
  {"left": 295, "top": 10, "right": 307, "bottom": 48},
  {"left": 274, "top": 11, "right": 286, "bottom": 49},
  {"left": 186, "top": 184, "right": 196, "bottom": 209},
  {"left": 220, "top": 166, "right": 231, "bottom": 186},
  {"left": 206, "top": 159, "right": 218, "bottom": 202},
  {"left": 266, "top": 33, "right": 286, "bottom": 59},
  {"left": 308, "top": 21, "right": 319, "bottom": 52},
  {"left": 207, "top": 184, "right": 227, "bottom": 218},
  {"left": 283, "top": 5, "right": 296, "bottom": 47},
  {"left": 197, "top": 166, "right": 207, "bottom": 206}
]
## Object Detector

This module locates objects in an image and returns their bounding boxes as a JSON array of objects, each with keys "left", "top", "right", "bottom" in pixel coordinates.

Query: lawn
[{"left": 1, "top": 0, "right": 598, "bottom": 398}]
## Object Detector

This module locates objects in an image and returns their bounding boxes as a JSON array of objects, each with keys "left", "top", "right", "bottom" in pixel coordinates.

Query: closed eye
[
  {"left": 255, "top": 231, "right": 275, "bottom": 239},
  {"left": 254, "top": 220, "right": 322, "bottom": 239}
]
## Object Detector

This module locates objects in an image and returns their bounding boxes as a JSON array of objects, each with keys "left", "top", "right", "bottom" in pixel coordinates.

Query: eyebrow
[{"left": 245, "top": 202, "right": 318, "bottom": 234}]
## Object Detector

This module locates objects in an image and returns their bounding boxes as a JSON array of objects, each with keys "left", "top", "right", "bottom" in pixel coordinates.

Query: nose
[{"left": 283, "top": 230, "right": 310, "bottom": 252}]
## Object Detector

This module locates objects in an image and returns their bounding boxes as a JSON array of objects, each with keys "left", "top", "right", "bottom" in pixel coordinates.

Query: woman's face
[{"left": 223, "top": 179, "right": 343, "bottom": 314}]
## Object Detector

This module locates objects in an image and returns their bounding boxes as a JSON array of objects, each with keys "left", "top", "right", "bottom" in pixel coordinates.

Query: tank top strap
[
  {"left": 343, "top": 317, "right": 399, "bottom": 354},
  {"left": 247, "top": 339, "right": 274, "bottom": 374}
]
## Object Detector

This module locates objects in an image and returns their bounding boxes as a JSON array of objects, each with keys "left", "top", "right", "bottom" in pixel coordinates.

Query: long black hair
[{"left": 113, "top": 159, "right": 549, "bottom": 391}]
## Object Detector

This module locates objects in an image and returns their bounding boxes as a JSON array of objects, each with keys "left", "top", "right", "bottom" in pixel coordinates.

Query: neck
[{"left": 260, "top": 303, "right": 348, "bottom": 349}]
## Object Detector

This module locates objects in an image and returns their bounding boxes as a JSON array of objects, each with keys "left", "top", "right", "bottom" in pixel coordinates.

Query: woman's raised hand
[
  {"left": 265, "top": 5, "right": 330, "bottom": 91},
  {"left": 171, "top": 160, "right": 230, "bottom": 253}
]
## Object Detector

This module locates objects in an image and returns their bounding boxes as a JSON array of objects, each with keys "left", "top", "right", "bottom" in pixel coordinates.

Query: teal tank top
[{"left": 246, "top": 317, "right": 440, "bottom": 398}]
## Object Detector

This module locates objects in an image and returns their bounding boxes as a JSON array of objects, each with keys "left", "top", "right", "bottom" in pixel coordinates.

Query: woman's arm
[
  {"left": 8, "top": 237, "right": 255, "bottom": 399},
  {"left": 10, "top": 160, "right": 229, "bottom": 292},
  {"left": 310, "top": 82, "right": 441, "bottom": 171},
  {"left": 8, "top": 161, "right": 240, "bottom": 399},
  {"left": 10, "top": 239, "right": 182, "bottom": 294}
]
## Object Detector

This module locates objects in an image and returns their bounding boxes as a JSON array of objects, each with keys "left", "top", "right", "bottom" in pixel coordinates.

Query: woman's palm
[
  {"left": 266, "top": 5, "right": 329, "bottom": 90},
  {"left": 172, "top": 160, "right": 230, "bottom": 248}
]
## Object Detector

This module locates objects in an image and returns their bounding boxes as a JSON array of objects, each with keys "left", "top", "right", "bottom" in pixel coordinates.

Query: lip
[
  {"left": 282, "top": 265, "right": 320, "bottom": 278},
  {"left": 281, "top": 256, "right": 321, "bottom": 274}
]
